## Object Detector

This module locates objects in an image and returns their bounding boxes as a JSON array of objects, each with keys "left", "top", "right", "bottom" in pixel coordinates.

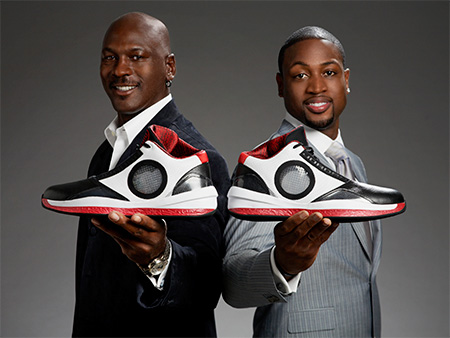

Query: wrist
[
  {"left": 137, "top": 240, "right": 171, "bottom": 277},
  {"left": 276, "top": 263, "right": 299, "bottom": 278},
  {"left": 274, "top": 250, "right": 299, "bottom": 278}
]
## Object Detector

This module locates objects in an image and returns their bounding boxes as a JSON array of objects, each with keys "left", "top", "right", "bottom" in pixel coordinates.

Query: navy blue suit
[{"left": 72, "top": 100, "right": 230, "bottom": 337}]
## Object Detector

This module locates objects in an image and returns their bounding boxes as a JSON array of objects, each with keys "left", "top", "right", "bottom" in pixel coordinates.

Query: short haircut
[{"left": 277, "top": 26, "right": 346, "bottom": 74}]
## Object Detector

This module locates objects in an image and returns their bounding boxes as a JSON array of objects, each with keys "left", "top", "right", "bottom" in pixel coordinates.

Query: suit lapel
[
  {"left": 346, "top": 151, "right": 367, "bottom": 183},
  {"left": 371, "top": 219, "right": 382, "bottom": 269},
  {"left": 350, "top": 221, "right": 372, "bottom": 261},
  {"left": 89, "top": 141, "right": 113, "bottom": 176}
]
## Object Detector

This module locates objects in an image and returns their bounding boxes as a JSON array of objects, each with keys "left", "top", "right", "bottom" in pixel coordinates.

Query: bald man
[{"left": 72, "top": 13, "right": 230, "bottom": 337}]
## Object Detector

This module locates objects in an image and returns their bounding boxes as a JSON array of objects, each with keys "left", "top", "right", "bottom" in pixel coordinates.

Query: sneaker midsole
[{"left": 228, "top": 186, "right": 403, "bottom": 212}]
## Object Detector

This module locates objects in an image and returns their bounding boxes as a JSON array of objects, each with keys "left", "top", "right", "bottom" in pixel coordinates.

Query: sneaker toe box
[
  {"left": 43, "top": 178, "right": 99, "bottom": 201},
  {"left": 316, "top": 181, "right": 405, "bottom": 205}
]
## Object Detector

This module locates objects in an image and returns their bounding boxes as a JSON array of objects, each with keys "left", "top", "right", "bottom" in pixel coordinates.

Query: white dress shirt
[{"left": 103, "top": 94, "right": 173, "bottom": 290}]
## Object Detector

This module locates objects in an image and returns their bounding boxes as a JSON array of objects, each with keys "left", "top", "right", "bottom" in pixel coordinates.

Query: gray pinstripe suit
[{"left": 223, "top": 120, "right": 382, "bottom": 337}]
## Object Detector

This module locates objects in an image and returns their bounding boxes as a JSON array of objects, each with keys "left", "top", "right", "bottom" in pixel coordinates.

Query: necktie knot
[{"left": 325, "top": 141, "right": 349, "bottom": 164}]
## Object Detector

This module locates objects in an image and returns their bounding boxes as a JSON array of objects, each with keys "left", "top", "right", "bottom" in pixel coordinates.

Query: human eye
[
  {"left": 131, "top": 55, "right": 144, "bottom": 61},
  {"left": 102, "top": 54, "right": 117, "bottom": 62},
  {"left": 323, "top": 70, "right": 337, "bottom": 77},
  {"left": 294, "top": 73, "right": 308, "bottom": 79}
]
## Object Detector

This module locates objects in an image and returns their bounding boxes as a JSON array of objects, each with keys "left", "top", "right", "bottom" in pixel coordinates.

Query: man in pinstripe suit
[{"left": 223, "top": 27, "right": 382, "bottom": 337}]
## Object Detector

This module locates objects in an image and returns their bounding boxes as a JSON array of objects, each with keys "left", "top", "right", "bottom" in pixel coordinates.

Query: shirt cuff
[{"left": 270, "top": 246, "right": 301, "bottom": 294}]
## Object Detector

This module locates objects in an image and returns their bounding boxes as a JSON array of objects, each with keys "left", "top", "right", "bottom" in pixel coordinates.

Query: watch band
[{"left": 137, "top": 240, "right": 171, "bottom": 277}]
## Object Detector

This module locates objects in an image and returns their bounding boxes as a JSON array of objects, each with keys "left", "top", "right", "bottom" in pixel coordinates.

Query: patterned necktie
[{"left": 325, "top": 142, "right": 373, "bottom": 258}]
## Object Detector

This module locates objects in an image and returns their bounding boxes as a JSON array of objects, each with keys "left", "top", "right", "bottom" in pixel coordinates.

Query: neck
[
  {"left": 319, "top": 119, "right": 339, "bottom": 140},
  {"left": 321, "top": 127, "right": 338, "bottom": 140},
  {"left": 117, "top": 112, "right": 140, "bottom": 127}
]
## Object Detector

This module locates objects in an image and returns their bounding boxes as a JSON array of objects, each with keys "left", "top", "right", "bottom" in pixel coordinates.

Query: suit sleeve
[{"left": 222, "top": 216, "right": 291, "bottom": 308}]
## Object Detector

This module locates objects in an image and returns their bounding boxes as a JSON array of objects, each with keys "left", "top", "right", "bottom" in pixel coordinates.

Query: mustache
[{"left": 109, "top": 78, "right": 138, "bottom": 87}]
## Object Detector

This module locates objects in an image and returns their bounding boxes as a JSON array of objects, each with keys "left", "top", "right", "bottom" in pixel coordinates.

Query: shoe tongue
[
  {"left": 285, "top": 126, "right": 308, "bottom": 146},
  {"left": 147, "top": 125, "right": 200, "bottom": 158},
  {"left": 145, "top": 126, "right": 165, "bottom": 148},
  {"left": 147, "top": 125, "right": 178, "bottom": 152}
]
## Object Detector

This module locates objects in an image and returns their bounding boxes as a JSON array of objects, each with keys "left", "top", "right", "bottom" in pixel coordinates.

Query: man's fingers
[
  {"left": 92, "top": 216, "right": 155, "bottom": 250},
  {"left": 107, "top": 211, "right": 165, "bottom": 238},
  {"left": 316, "top": 221, "right": 340, "bottom": 243},
  {"left": 92, "top": 212, "right": 157, "bottom": 242},
  {"left": 108, "top": 211, "right": 145, "bottom": 238},
  {"left": 91, "top": 216, "right": 131, "bottom": 240},
  {"left": 275, "top": 210, "right": 310, "bottom": 236},
  {"left": 305, "top": 217, "right": 332, "bottom": 241},
  {"left": 275, "top": 211, "right": 324, "bottom": 239},
  {"left": 130, "top": 213, "right": 166, "bottom": 232}
]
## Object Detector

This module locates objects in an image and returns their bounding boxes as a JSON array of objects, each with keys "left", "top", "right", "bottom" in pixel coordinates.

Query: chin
[
  {"left": 111, "top": 102, "right": 141, "bottom": 115},
  {"left": 305, "top": 116, "right": 334, "bottom": 131}
]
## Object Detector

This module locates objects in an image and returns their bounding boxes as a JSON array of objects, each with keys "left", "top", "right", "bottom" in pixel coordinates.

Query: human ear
[
  {"left": 344, "top": 68, "right": 350, "bottom": 94},
  {"left": 276, "top": 72, "right": 284, "bottom": 97},
  {"left": 166, "top": 53, "right": 176, "bottom": 80}
]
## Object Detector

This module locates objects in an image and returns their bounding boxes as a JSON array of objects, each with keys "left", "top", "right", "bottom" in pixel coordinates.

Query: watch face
[
  {"left": 142, "top": 241, "right": 171, "bottom": 276},
  {"left": 149, "top": 259, "right": 165, "bottom": 275}
]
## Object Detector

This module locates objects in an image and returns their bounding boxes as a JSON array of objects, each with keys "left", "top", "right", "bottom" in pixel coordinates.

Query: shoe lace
[
  {"left": 294, "top": 142, "right": 314, "bottom": 155},
  {"left": 295, "top": 142, "right": 348, "bottom": 181}
]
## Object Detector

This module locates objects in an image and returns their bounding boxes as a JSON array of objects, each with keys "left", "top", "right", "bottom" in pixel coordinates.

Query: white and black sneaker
[
  {"left": 228, "top": 126, "right": 406, "bottom": 222},
  {"left": 42, "top": 125, "right": 218, "bottom": 218}
]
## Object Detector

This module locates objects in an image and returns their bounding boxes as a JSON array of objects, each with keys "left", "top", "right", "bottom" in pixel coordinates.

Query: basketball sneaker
[
  {"left": 42, "top": 125, "right": 218, "bottom": 218},
  {"left": 228, "top": 126, "right": 406, "bottom": 222}
]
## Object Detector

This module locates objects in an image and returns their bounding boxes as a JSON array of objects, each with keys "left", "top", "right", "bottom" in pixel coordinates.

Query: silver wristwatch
[{"left": 137, "top": 240, "right": 171, "bottom": 277}]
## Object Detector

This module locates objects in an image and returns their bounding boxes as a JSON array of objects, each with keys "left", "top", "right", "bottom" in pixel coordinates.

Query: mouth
[
  {"left": 110, "top": 84, "right": 139, "bottom": 95},
  {"left": 305, "top": 97, "right": 332, "bottom": 114}
]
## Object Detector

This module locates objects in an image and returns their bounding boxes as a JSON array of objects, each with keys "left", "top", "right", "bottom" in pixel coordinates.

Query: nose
[
  {"left": 113, "top": 57, "right": 132, "bottom": 77},
  {"left": 306, "top": 75, "right": 327, "bottom": 94}
]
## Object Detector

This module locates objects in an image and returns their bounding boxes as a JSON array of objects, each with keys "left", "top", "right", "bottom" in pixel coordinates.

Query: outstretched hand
[
  {"left": 91, "top": 211, "right": 167, "bottom": 266},
  {"left": 274, "top": 211, "right": 339, "bottom": 277}
]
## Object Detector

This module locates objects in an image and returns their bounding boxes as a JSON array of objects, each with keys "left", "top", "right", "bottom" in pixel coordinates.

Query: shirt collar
[
  {"left": 284, "top": 112, "right": 344, "bottom": 155},
  {"left": 104, "top": 94, "right": 172, "bottom": 147}
]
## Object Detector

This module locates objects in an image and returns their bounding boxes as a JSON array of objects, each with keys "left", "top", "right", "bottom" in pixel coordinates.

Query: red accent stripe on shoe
[
  {"left": 230, "top": 202, "right": 406, "bottom": 218},
  {"left": 42, "top": 199, "right": 215, "bottom": 217},
  {"left": 196, "top": 150, "right": 209, "bottom": 164},
  {"left": 238, "top": 152, "right": 249, "bottom": 164}
]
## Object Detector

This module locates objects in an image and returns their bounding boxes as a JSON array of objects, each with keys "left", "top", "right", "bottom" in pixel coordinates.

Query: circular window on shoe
[
  {"left": 275, "top": 161, "right": 315, "bottom": 199},
  {"left": 128, "top": 160, "right": 167, "bottom": 199}
]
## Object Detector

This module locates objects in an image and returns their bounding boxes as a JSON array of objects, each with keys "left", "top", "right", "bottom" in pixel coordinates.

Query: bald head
[{"left": 104, "top": 12, "right": 171, "bottom": 56}]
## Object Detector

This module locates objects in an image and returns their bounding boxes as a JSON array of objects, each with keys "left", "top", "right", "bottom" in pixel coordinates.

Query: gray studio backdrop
[{"left": 1, "top": 1, "right": 448, "bottom": 337}]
